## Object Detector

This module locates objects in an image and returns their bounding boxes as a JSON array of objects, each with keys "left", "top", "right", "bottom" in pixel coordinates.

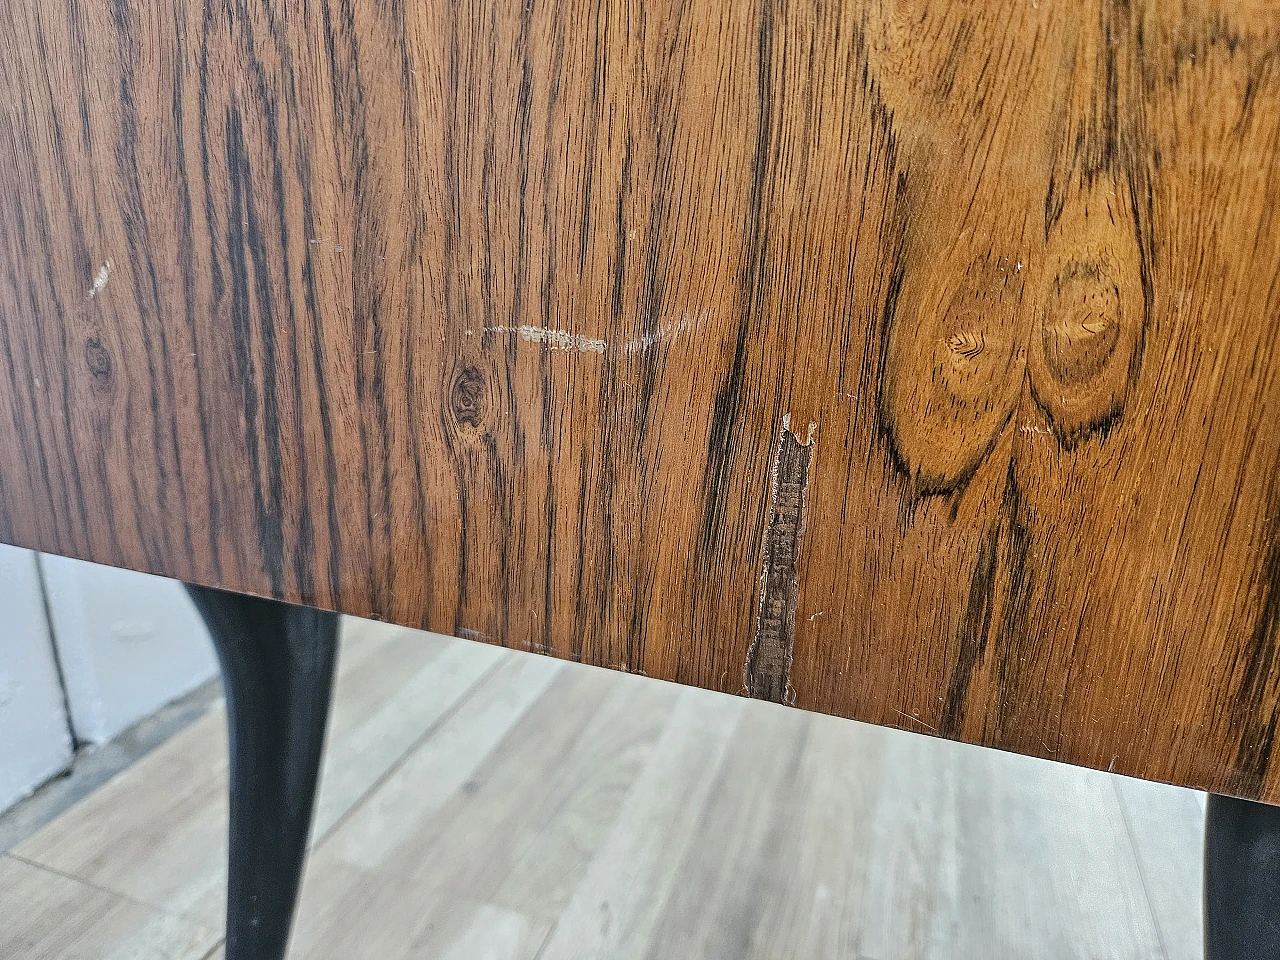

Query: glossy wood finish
[{"left": 1, "top": 0, "right": 1279, "bottom": 798}]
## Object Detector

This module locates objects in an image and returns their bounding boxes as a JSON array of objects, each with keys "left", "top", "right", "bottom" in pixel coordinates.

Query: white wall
[
  {"left": 0, "top": 545, "right": 73, "bottom": 812},
  {"left": 40, "top": 557, "right": 217, "bottom": 745}
]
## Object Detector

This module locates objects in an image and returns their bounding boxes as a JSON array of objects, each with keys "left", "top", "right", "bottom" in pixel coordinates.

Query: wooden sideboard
[{"left": 2, "top": 0, "right": 1279, "bottom": 801}]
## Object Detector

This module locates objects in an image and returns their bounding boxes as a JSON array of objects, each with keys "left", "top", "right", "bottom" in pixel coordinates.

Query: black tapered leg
[
  {"left": 187, "top": 584, "right": 339, "bottom": 960},
  {"left": 1206, "top": 792, "right": 1280, "bottom": 958}
]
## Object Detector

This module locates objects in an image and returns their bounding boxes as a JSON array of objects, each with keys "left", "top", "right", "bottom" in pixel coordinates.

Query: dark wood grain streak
[{"left": 3, "top": 0, "right": 1280, "bottom": 800}]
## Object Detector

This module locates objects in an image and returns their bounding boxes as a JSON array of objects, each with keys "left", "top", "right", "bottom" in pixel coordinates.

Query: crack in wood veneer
[{"left": 745, "top": 416, "right": 816, "bottom": 704}]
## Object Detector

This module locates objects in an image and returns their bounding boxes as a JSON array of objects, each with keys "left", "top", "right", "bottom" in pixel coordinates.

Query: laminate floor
[{"left": 2, "top": 618, "right": 1207, "bottom": 959}]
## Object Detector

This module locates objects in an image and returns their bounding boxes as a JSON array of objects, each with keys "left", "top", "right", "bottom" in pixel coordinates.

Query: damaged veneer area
[{"left": 745, "top": 416, "right": 817, "bottom": 705}]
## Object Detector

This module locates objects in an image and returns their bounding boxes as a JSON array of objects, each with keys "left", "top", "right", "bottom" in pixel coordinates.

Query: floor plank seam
[
  {"left": 1110, "top": 777, "right": 1177, "bottom": 960},
  {"left": 530, "top": 917, "right": 560, "bottom": 960},
  {"left": 309, "top": 648, "right": 514, "bottom": 850},
  {"left": 0, "top": 678, "right": 225, "bottom": 853},
  {"left": 4, "top": 851, "right": 220, "bottom": 936}
]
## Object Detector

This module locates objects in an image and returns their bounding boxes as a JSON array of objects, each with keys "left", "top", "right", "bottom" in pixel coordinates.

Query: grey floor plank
[
  {"left": 857, "top": 734, "right": 1166, "bottom": 960},
  {"left": 744, "top": 706, "right": 891, "bottom": 960},
  {"left": 5, "top": 617, "right": 1207, "bottom": 959},
  {"left": 289, "top": 859, "right": 554, "bottom": 960},
  {"left": 1114, "top": 774, "right": 1206, "bottom": 960},
  {"left": 324, "top": 650, "right": 565, "bottom": 871},
  {"left": 639, "top": 702, "right": 815, "bottom": 960},
  {"left": 0, "top": 854, "right": 220, "bottom": 960},
  {"left": 15, "top": 623, "right": 499, "bottom": 930},
  {"left": 534, "top": 687, "right": 746, "bottom": 960}
]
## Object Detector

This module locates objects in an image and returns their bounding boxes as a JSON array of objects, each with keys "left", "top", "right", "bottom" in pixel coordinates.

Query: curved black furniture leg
[
  {"left": 1205, "top": 792, "right": 1280, "bottom": 958},
  {"left": 187, "top": 585, "right": 339, "bottom": 960}
]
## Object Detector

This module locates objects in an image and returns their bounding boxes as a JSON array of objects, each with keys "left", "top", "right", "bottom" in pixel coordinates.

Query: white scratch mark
[
  {"left": 486, "top": 325, "right": 606, "bottom": 354},
  {"left": 622, "top": 310, "right": 708, "bottom": 355},
  {"left": 87, "top": 259, "right": 113, "bottom": 299},
  {"left": 808, "top": 611, "right": 825, "bottom": 621},
  {"left": 894, "top": 709, "right": 938, "bottom": 733},
  {"left": 457, "top": 626, "right": 493, "bottom": 642},
  {"left": 1020, "top": 424, "right": 1054, "bottom": 436}
]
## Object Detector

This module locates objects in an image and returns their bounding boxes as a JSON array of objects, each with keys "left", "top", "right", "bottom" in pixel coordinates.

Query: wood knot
[
  {"left": 84, "top": 337, "right": 113, "bottom": 388},
  {"left": 945, "top": 330, "right": 986, "bottom": 360},
  {"left": 1040, "top": 261, "right": 1122, "bottom": 387},
  {"left": 1027, "top": 177, "right": 1146, "bottom": 443},
  {"left": 449, "top": 366, "right": 486, "bottom": 428},
  {"left": 882, "top": 246, "right": 1026, "bottom": 494}
]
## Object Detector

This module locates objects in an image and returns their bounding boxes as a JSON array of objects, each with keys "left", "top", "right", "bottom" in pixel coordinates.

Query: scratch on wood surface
[
  {"left": 86, "top": 259, "right": 112, "bottom": 299},
  {"left": 895, "top": 709, "right": 938, "bottom": 733},
  {"left": 621, "top": 310, "right": 708, "bottom": 354},
  {"left": 745, "top": 416, "right": 816, "bottom": 703},
  {"left": 486, "top": 325, "right": 606, "bottom": 353}
]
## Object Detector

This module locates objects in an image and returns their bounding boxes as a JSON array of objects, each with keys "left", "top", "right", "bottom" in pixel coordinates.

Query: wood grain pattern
[{"left": 1, "top": 0, "right": 1279, "bottom": 797}]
